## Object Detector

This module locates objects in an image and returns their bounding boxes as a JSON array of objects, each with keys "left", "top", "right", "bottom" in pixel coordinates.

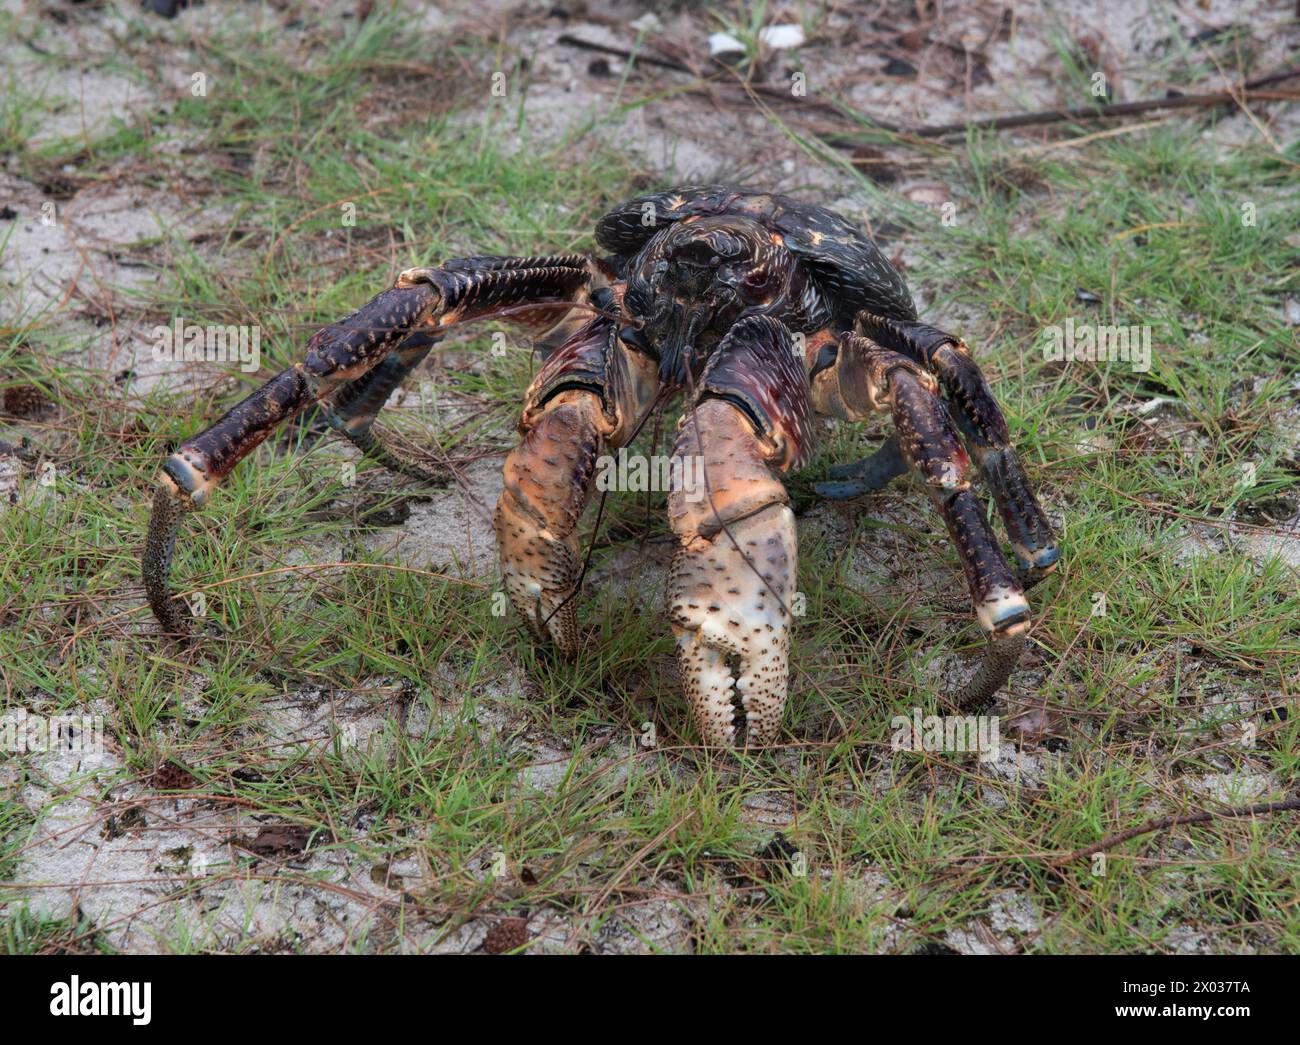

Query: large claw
[
  {"left": 670, "top": 503, "right": 796, "bottom": 748},
  {"left": 667, "top": 397, "right": 799, "bottom": 748},
  {"left": 495, "top": 303, "right": 659, "bottom": 660}
]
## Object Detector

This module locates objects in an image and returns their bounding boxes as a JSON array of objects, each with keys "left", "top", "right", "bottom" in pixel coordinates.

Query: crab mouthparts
[{"left": 657, "top": 309, "right": 706, "bottom": 387}]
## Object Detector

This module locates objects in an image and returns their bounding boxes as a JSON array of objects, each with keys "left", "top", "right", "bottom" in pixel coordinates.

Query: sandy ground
[{"left": 2, "top": 0, "right": 1298, "bottom": 952}]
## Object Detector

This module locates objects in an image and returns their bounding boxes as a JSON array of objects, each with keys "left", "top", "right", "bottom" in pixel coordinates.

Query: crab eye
[{"left": 738, "top": 266, "right": 777, "bottom": 303}]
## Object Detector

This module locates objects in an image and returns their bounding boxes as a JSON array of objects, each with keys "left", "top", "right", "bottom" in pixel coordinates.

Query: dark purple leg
[
  {"left": 822, "top": 332, "right": 1037, "bottom": 709},
  {"left": 143, "top": 255, "right": 591, "bottom": 633},
  {"left": 855, "top": 312, "right": 1060, "bottom": 583}
]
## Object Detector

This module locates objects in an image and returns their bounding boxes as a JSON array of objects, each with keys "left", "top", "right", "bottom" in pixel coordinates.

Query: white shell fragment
[
  {"left": 629, "top": 13, "right": 663, "bottom": 35},
  {"left": 708, "top": 32, "right": 747, "bottom": 57},
  {"left": 760, "top": 24, "right": 806, "bottom": 50},
  {"left": 708, "top": 24, "right": 806, "bottom": 58}
]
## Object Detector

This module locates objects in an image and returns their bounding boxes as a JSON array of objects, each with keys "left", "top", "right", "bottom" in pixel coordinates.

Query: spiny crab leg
[
  {"left": 830, "top": 332, "right": 1033, "bottom": 710},
  {"left": 855, "top": 313, "right": 1061, "bottom": 586},
  {"left": 321, "top": 329, "right": 448, "bottom": 485},
  {"left": 142, "top": 255, "right": 591, "bottom": 634},
  {"left": 668, "top": 315, "right": 815, "bottom": 748}
]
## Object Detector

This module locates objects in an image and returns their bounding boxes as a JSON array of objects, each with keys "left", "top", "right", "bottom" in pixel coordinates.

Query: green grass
[{"left": 1, "top": 2, "right": 1297, "bottom": 953}]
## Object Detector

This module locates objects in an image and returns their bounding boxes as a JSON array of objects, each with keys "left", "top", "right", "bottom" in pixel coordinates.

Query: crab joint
[{"left": 160, "top": 448, "right": 217, "bottom": 508}]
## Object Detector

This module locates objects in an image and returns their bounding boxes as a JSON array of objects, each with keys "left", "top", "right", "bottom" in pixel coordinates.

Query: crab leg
[
  {"left": 494, "top": 291, "right": 659, "bottom": 653},
  {"left": 321, "top": 329, "right": 446, "bottom": 484},
  {"left": 855, "top": 313, "right": 1060, "bottom": 583},
  {"left": 143, "top": 255, "right": 591, "bottom": 633},
  {"left": 813, "top": 434, "right": 907, "bottom": 500},
  {"left": 668, "top": 315, "right": 815, "bottom": 747},
  {"left": 827, "top": 332, "right": 1032, "bottom": 708}
]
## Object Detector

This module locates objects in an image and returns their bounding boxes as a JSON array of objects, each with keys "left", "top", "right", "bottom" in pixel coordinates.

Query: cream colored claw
[
  {"left": 667, "top": 398, "right": 798, "bottom": 748},
  {"left": 669, "top": 502, "right": 797, "bottom": 748}
]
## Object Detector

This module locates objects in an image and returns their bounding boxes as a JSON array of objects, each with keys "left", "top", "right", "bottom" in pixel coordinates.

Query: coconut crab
[{"left": 142, "top": 185, "right": 1060, "bottom": 748}]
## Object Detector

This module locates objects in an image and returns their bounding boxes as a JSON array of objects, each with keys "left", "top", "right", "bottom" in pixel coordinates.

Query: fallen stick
[
  {"left": 1054, "top": 796, "right": 1300, "bottom": 864},
  {"left": 557, "top": 32, "right": 872, "bottom": 122},
  {"left": 557, "top": 33, "right": 691, "bottom": 73},
  {"left": 904, "top": 68, "right": 1300, "bottom": 137},
  {"left": 556, "top": 35, "right": 1300, "bottom": 141}
]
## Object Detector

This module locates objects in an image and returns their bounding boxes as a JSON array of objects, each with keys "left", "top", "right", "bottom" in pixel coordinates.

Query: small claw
[
  {"left": 812, "top": 477, "right": 880, "bottom": 500},
  {"left": 825, "top": 463, "right": 860, "bottom": 480},
  {"left": 493, "top": 390, "right": 605, "bottom": 659},
  {"left": 817, "top": 433, "right": 909, "bottom": 503},
  {"left": 669, "top": 504, "right": 795, "bottom": 748},
  {"left": 826, "top": 434, "right": 906, "bottom": 481},
  {"left": 495, "top": 494, "right": 583, "bottom": 656}
]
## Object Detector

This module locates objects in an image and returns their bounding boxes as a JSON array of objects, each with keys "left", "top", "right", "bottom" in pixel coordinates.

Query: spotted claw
[{"left": 669, "top": 503, "right": 796, "bottom": 748}]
